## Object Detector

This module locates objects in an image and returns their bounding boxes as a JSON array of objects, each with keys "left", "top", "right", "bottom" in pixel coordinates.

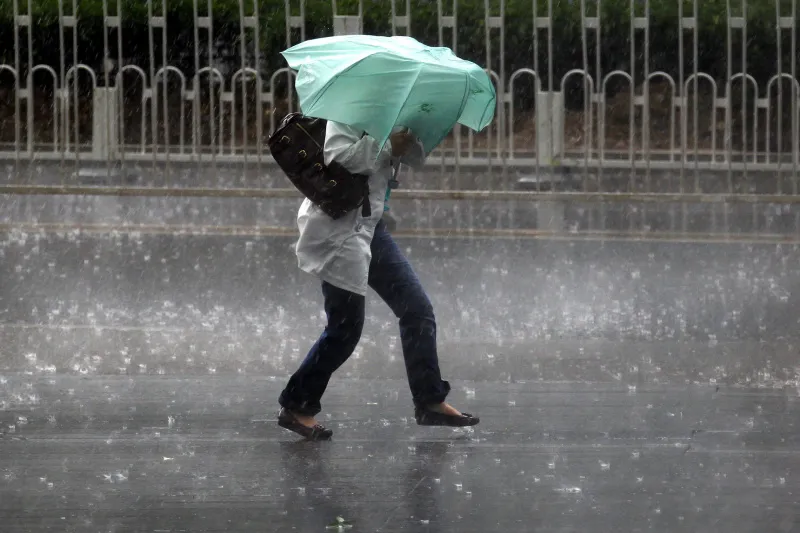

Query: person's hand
[{"left": 389, "top": 130, "right": 416, "bottom": 157}]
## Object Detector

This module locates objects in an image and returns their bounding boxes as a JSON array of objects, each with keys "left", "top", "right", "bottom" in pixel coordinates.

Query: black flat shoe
[
  {"left": 415, "top": 407, "right": 480, "bottom": 427},
  {"left": 278, "top": 408, "right": 333, "bottom": 441}
]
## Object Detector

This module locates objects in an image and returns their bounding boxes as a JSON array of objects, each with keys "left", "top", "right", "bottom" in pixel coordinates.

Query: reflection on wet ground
[{"left": 1, "top": 377, "right": 798, "bottom": 532}]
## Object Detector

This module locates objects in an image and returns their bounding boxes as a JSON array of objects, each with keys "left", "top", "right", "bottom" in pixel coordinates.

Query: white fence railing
[{"left": 0, "top": 0, "right": 799, "bottom": 191}]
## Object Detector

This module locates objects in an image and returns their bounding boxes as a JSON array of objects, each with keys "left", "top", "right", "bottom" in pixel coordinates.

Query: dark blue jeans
[{"left": 279, "top": 220, "right": 451, "bottom": 416}]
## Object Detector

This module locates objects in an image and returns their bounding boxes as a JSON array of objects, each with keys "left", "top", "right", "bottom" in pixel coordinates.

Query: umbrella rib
[
  {"left": 417, "top": 70, "right": 472, "bottom": 155},
  {"left": 392, "top": 62, "right": 426, "bottom": 133}
]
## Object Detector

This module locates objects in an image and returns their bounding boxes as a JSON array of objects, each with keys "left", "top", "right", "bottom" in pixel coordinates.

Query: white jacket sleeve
[{"left": 323, "top": 121, "right": 393, "bottom": 175}]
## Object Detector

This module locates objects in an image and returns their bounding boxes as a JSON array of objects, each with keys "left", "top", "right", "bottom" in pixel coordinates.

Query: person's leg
[
  {"left": 367, "top": 220, "right": 455, "bottom": 411},
  {"left": 279, "top": 281, "right": 365, "bottom": 422}
]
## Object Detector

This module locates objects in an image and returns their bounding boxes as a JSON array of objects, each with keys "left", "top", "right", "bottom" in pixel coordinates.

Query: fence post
[
  {"left": 536, "top": 90, "right": 564, "bottom": 163},
  {"left": 333, "top": 16, "right": 362, "bottom": 35},
  {"left": 332, "top": 0, "right": 364, "bottom": 36},
  {"left": 536, "top": 91, "right": 565, "bottom": 230},
  {"left": 92, "top": 87, "right": 119, "bottom": 159}
]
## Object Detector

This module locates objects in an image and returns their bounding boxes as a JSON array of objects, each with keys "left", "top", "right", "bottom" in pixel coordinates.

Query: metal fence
[{"left": 0, "top": 0, "right": 799, "bottom": 194}]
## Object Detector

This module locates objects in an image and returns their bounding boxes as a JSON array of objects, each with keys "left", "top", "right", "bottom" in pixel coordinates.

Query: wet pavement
[
  {"left": 2, "top": 230, "right": 800, "bottom": 385},
  {"left": 4, "top": 160, "right": 800, "bottom": 237},
  {"left": 2, "top": 376, "right": 798, "bottom": 532},
  {"left": 2, "top": 159, "right": 796, "bottom": 194},
  {"left": 1, "top": 228, "right": 799, "bottom": 531}
]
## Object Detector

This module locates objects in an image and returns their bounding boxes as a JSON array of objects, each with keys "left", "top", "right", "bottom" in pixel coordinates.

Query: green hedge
[{"left": 0, "top": 0, "right": 797, "bottom": 98}]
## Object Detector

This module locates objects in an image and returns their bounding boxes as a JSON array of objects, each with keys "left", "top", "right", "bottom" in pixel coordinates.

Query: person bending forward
[{"left": 277, "top": 121, "right": 479, "bottom": 440}]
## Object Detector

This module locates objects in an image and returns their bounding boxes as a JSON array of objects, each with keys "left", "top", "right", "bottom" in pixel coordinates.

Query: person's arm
[{"left": 323, "top": 121, "right": 393, "bottom": 175}]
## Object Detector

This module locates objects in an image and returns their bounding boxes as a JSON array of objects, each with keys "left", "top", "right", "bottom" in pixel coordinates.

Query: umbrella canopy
[{"left": 281, "top": 35, "right": 496, "bottom": 154}]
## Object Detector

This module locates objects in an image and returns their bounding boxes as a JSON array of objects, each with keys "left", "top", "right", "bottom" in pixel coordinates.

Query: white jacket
[{"left": 295, "top": 121, "right": 426, "bottom": 296}]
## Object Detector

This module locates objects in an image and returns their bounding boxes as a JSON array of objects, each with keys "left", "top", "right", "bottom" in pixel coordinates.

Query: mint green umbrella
[{"left": 280, "top": 35, "right": 496, "bottom": 155}]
